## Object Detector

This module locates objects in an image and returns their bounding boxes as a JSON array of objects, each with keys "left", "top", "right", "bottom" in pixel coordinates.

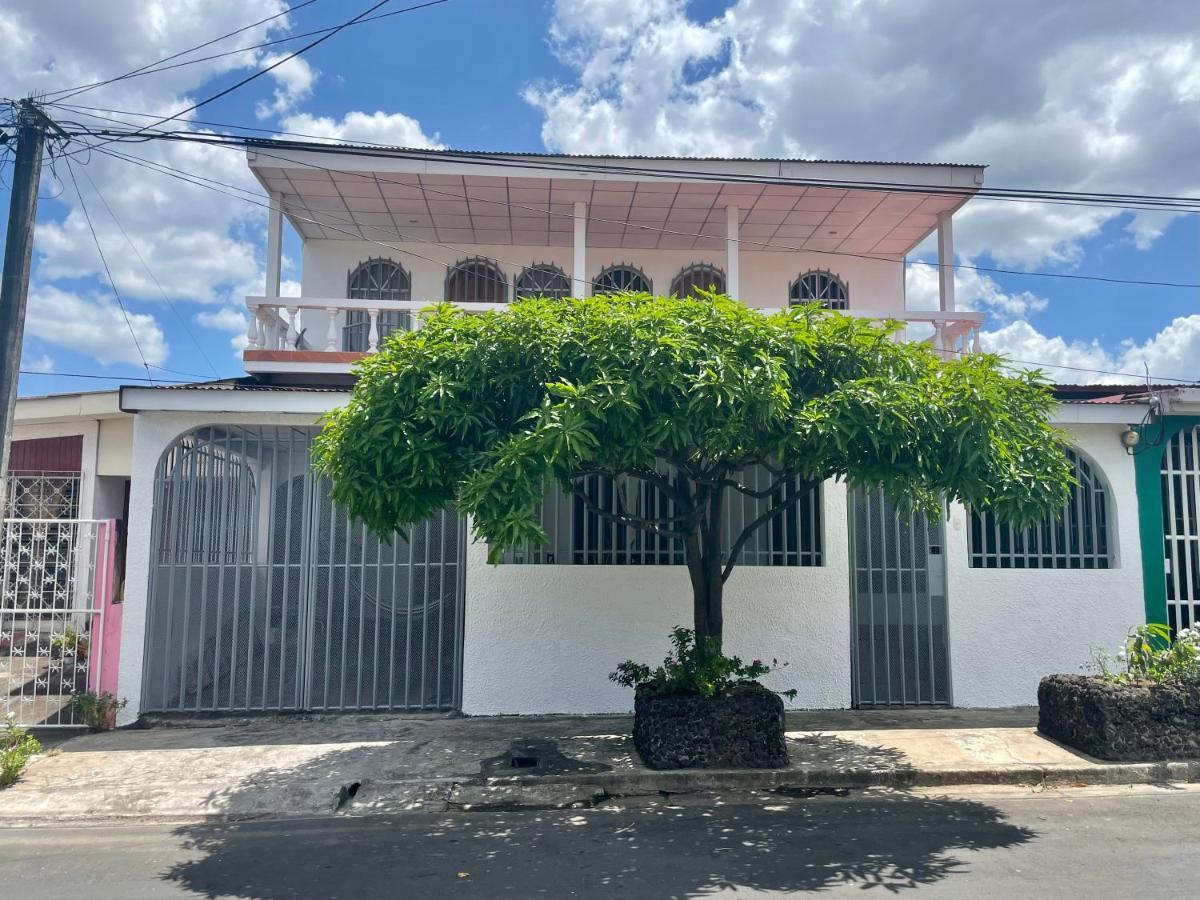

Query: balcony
[{"left": 242, "top": 295, "right": 985, "bottom": 376}]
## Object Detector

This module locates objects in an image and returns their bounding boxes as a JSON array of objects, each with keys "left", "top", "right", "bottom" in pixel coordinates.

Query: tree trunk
[{"left": 686, "top": 484, "right": 726, "bottom": 650}]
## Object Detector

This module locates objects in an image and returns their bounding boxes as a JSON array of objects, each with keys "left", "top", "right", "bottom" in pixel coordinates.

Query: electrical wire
[
  {"left": 74, "top": 164, "right": 221, "bottom": 377},
  {"left": 43, "top": 0, "right": 450, "bottom": 102},
  {"left": 18, "top": 370, "right": 194, "bottom": 384},
  {"left": 83, "top": 138, "right": 1200, "bottom": 386},
  {"left": 63, "top": 157, "right": 156, "bottom": 384},
  {"left": 45, "top": 0, "right": 324, "bottom": 103}
]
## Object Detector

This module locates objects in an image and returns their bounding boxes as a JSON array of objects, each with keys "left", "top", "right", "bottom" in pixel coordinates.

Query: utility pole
[{"left": 0, "top": 99, "right": 51, "bottom": 511}]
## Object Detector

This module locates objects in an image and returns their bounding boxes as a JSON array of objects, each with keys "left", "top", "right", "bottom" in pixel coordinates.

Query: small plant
[
  {"left": 50, "top": 626, "right": 89, "bottom": 662},
  {"left": 69, "top": 691, "right": 126, "bottom": 732},
  {"left": 1, "top": 714, "right": 42, "bottom": 788},
  {"left": 1092, "top": 624, "right": 1200, "bottom": 684},
  {"left": 611, "top": 627, "right": 797, "bottom": 700}
]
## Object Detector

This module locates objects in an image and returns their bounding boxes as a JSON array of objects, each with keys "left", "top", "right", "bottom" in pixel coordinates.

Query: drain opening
[
  {"left": 510, "top": 755, "right": 539, "bottom": 769},
  {"left": 335, "top": 781, "right": 362, "bottom": 811}
]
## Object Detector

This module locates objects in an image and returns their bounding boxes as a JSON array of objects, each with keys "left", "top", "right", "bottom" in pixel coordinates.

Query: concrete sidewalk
[{"left": 2, "top": 709, "right": 1198, "bottom": 826}]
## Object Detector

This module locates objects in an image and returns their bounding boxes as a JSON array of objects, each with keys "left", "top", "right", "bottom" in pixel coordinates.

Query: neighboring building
[{"left": 7, "top": 144, "right": 1190, "bottom": 723}]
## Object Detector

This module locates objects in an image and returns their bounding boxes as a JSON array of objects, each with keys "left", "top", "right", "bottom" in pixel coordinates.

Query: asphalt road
[{"left": 3, "top": 785, "right": 1198, "bottom": 898}]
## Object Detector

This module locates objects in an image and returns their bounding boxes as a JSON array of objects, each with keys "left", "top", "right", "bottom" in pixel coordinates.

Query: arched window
[
  {"left": 446, "top": 257, "right": 507, "bottom": 304},
  {"left": 670, "top": 262, "right": 726, "bottom": 297},
  {"left": 343, "top": 259, "right": 411, "bottom": 352},
  {"left": 789, "top": 270, "right": 848, "bottom": 309},
  {"left": 592, "top": 263, "right": 651, "bottom": 295},
  {"left": 969, "top": 448, "right": 1112, "bottom": 569},
  {"left": 515, "top": 263, "right": 571, "bottom": 300}
]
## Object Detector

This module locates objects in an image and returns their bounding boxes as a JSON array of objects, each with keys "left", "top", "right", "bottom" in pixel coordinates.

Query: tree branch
[
  {"left": 567, "top": 482, "right": 691, "bottom": 540},
  {"left": 721, "top": 480, "right": 817, "bottom": 583},
  {"left": 719, "top": 473, "right": 796, "bottom": 500}
]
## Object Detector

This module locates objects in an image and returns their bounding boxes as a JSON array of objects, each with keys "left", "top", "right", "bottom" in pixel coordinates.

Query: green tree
[{"left": 314, "top": 293, "right": 1073, "bottom": 646}]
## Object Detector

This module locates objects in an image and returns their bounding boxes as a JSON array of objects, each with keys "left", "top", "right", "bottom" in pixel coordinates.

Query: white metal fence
[{"left": 0, "top": 519, "right": 117, "bottom": 727}]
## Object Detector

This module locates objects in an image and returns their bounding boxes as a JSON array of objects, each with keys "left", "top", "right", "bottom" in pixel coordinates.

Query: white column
[
  {"left": 725, "top": 205, "right": 740, "bottom": 299},
  {"left": 573, "top": 200, "right": 587, "bottom": 297},
  {"left": 937, "top": 210, "right": 955, "bottom": 312},
  {"left": 266, "top": 191, "right": 283, "bottom": 298}
]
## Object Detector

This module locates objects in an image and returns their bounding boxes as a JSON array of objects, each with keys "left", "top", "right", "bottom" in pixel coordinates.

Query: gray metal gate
[
  {"left": 849, "top": 488, "right": 950, "bottom": 707},
  {"left": 142, "top": 425, "right": 464, "bottom": 713}
]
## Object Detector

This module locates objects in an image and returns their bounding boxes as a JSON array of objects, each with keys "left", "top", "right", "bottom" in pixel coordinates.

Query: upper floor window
[
  {"left": 969, "top": 447, "right": 1112, "bottom": 569},
  {"left": 344, "top": 258, "right": 411, "bottom": 352},
  {"left": 446, "top": 257, "right": 507, "bottom": 304},
  {"left": 790, "top": 270, "right": 848, "bottom": 310},
  {"left": 593, "top": 263, "right": 651, "bottom": 295},
  {"left": 515, "top": 263, "right": 571, "bottom": 300},
  {"left": 671, "top": 262, "right": 726, "bottom": 297}
]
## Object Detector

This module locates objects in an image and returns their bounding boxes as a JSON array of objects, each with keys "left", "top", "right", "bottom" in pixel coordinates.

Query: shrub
[
  {"left": 611, "top": 627, "right": 797, "bottom": 700},
  {"left": 69, "top": 691, "right": 126, "bottom": 732},
  {"left": 1, "top": 715, "right": 42, "bottom": 788},
  {"left": 1092, "top": 624, "right": 1200, "bottom": 684},
  {"left": 50, "top": 625, "right": 89, "bottom": 662}
]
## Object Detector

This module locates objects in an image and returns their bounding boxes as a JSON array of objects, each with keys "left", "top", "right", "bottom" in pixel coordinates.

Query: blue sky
[{"left": 3, "top": 0, "right": 1198, "bottom": 394}]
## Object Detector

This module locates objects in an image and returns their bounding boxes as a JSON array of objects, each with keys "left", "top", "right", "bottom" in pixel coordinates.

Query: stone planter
[
  {"left": 633, "top": 681, "right": 788, "bottom": 770},
  {"left": 1038, "top": 674, "right": 1200, "bottom": 761}
]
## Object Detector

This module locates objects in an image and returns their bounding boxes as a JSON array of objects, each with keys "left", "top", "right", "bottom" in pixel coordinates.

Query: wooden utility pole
[{"left": 0, "top": 99, "right": 50, "bottom": 510}]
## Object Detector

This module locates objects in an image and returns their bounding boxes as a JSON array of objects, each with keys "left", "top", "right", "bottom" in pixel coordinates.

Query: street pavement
[{"left": 2, "top": 784, "right": 1197, "bottom": 898}]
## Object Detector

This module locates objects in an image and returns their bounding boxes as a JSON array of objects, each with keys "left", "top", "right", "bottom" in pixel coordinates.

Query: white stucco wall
[
  {"left": 300, "top": 240, "right": 905, "bottom": 314},
  {"left": 461, "top": 482, "right": 852, "bottom": 715},
  {"left": 945, "top": 423, "right": 1143, "bottom": 707}
]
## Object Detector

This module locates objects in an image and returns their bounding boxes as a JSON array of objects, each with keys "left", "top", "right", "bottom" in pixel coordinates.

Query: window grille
[
  {"left": 789, "top": 270, "right": 848, "bottom": 309},
  {"left": 592, "top": 263, "right": 651, "bottom": 295},
  {"left": 2, "top": 472, "right": 80, "bottom": 518},
  {"left": 968, "top": 448, "right": 1112, "bottom": 569},
  {"left": 446, "top": 257, "right": 507, "bottom": 304},
  {"left": 670, "top": 262, "right": 726, "bottom": 297},
  {"left": 501, "top": 464, "right": 822, "bottom": 567},
  {"left": 515, "top": 263, "right": 571, "bottom": 300},
  {"left": 1163, "top": 426, "right": 1200, "bottom": 631},
  {"left": 344, "top": 259, "right": 411, "bottom": 351}
]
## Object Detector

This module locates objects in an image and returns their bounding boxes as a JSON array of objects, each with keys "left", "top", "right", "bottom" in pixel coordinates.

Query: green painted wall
[{"left": 1134, "top": 415, "right": 1200, "bottom": 625}]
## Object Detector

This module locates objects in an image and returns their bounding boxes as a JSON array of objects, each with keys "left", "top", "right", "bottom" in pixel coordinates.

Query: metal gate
[
  {"left": 1, "top": 518, "right": 118, "bottom": 726},
  {"left": 849, "top": 488, "right": 950, "bottom": 707},
  {"left": 142, "top": 425, "right": 464, "bottom": 713},
  {"left": 1163, "top": 426, "right": 1200, "bottom": 632}
]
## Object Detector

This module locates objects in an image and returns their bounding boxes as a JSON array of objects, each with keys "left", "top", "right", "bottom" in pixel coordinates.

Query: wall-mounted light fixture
[{"left": 1120, "top": 428, "right": 1141, "bottom": 454}]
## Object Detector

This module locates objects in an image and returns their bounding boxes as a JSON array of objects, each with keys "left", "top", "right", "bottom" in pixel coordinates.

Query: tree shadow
[{"left": 161, "top": 741, "right": 1036, "bottom": 898}]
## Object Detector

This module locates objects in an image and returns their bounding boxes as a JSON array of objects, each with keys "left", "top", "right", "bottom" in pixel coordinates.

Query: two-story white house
[{"left": 20, "top": 142, "right": 1159, "bottom": 724}]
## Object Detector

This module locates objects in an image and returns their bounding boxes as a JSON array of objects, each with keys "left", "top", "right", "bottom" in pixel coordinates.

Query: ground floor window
[{"left": 501, "top": 465, "right": 822, "bottom": 566}]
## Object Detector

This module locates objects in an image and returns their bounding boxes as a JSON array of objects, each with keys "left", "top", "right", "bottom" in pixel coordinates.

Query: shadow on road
[{"left": 160, "top": 740, "right": 1036, "bottom": 898}]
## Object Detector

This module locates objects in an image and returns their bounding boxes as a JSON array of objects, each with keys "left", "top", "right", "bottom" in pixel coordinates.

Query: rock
[
  {"left": 1038, "top": 674, "right": 1200, "bottom": 761},
  {"left": 633, "top": 682, "right": 788, "bottom": 770}
]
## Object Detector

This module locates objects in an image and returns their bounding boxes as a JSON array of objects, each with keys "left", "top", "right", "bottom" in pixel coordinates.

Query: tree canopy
[{"left": 314, "top": 293, "right": 1074, "bottom": 642}]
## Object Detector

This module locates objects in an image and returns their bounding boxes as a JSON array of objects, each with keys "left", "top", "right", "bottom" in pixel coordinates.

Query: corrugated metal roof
[
  {"left": 143, "top": 378, "right": 350, "bottom": 393},
  {"left": 244, "top": 137, "right": 987, "bottom": 169}
]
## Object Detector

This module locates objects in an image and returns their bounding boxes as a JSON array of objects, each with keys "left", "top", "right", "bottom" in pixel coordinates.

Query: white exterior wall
[
  {"left": 945, "top": 423, "right": 1143, "bottom": 707},
  {"left": 300, "top": 240, "right": 905, "bottom": 313},
  {"left": 461, "top": 482, "right": 851, "bottom": 715}
]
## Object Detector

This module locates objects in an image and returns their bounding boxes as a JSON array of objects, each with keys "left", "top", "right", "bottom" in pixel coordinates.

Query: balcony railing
[{"left": 243, "top": 296, "right": 984, "bottom": 374}]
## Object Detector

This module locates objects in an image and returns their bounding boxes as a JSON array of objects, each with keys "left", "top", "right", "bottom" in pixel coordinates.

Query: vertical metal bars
[
  {"left": 968, "top": 448, "right": 1112, "bottom": 570},
  {"left": 500, "top": 463, "right": 822, "bottom": 568},
  {"left": 1163, "top": 427, "right": 1200, "bottom": 633},
  {"left": 849, "top": 488, "right": 950, "bottom": 707},
  {"left": 142, "top": 425, "right": 464, "bottom": 714}
]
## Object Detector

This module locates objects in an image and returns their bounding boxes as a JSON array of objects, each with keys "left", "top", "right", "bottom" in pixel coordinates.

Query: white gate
[
  {"left": 1163, "top": 426, "right": 1200, "bottom": 631},
  {"left": 0, "top": 518, "right": 118, "bottom": 727}
]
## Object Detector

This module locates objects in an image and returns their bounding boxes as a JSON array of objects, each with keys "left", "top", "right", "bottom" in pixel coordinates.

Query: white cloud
[
  {"left": 25, "top": 286, "right": 168, "bottom": 367},
  {"left": 280, "top": 111, "right": 444, "bottom": 148},
  {"left": 196, "top": 307, "right": 247, "bottom": 333},
  {"left": 529, "top": 0, "right": 1200, "bottom": 268},
  {"left": 981, "top": 316, "right": 1200, "bottom": 385},
  {"left": 1, "top": 1, "right": 438, "bottom": 372},
  {"left": 255, "top": 53, "right": 317, "bottom": 119},
  {"left": 20, "top": 352, "right": 56, "bottom": 374},
  {"left": 905, "top": 264, "right": 1048, "bottom": 322}
]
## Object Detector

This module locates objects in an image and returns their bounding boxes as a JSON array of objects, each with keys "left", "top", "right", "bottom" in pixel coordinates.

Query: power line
[
  {"left": 43, "top": 0, "right": 450, "bottom": 102},
  {"left": 74, "top": 164, "right": 220, "bottom": 377},
  {"left": 63, "top": 157, "right": 156, "bottom": 383},
  {"left": 46, "top": 0, "right": 324, "bottom": 103},
  {"left": 19, "top": 370, "right": 193, "bottom": 384},
  {"left": 74, "top": 136, "right": 1200, "bottom": 386},
  {"left": 50, "top": 110, "right": 1200, "bottom": 213}
]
